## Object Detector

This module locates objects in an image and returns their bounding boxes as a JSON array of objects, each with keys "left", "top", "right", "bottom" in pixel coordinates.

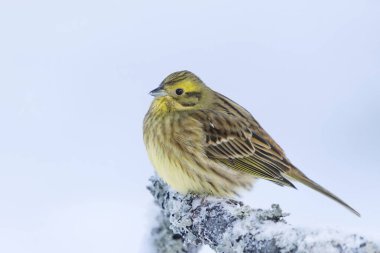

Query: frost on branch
[{"left": 148, "top": 176, "right": 379, "bottom": 253}]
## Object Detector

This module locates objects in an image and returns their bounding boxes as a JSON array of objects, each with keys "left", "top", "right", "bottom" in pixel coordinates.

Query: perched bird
[{"left": 143, "top": 70, "right": 360, "bottom": 216}]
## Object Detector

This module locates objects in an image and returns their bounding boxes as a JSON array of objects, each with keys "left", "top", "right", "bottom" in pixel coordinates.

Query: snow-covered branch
[{"left": 148, "top": 176, "right": 379, "bottom": 253}]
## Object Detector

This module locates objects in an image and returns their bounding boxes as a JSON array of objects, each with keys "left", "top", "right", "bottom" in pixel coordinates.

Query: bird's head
[{"left": 149, "top": 70, "right": 211, "bottom": 112}]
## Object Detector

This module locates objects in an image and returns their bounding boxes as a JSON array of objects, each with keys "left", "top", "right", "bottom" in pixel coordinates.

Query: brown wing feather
[
  {"left": 192, "top": 109, "right": 296, "bottom": 188},
  {"left": 205, "top": 93, "right": 360, "bottom": 216}
]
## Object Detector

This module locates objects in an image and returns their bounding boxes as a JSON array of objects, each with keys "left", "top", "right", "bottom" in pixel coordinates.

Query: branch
[
  {"left": 148, "top": 176, "right": 379, "bottom": 253},
  {"left": 150, "top": 209, "right": 200, "bottom": 253}
]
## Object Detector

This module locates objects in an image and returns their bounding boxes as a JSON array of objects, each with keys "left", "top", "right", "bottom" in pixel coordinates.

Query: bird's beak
[{"left": 149, "top": 86, "right": 167, "bottom": 97}]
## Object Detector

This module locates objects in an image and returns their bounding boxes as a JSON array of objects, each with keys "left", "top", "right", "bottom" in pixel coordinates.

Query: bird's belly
[
  {"left": 146, "top": 142, "right": 199, "bottom": 194},
  {"left": 146, "top": 139, "right": 256, "bottom": 196}
]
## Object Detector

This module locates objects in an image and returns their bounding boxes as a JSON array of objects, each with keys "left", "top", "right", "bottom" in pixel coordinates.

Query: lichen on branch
[{"left": 148, "top": 176, "right": 379, "bottom": 253}]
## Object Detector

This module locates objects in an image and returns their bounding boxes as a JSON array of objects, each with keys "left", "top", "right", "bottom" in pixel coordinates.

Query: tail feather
[{"left": 286, "top": 169, "right": 360, "bottom": 217}]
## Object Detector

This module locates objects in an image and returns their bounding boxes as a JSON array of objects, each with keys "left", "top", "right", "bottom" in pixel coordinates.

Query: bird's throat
[{"left": 151, "top": 97, "right": 173, "bottom": 115}]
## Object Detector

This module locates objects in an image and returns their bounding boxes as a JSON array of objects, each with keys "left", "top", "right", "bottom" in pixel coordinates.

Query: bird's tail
[{"left": 286, "top": 168, "right": 360, "bottom": 217}]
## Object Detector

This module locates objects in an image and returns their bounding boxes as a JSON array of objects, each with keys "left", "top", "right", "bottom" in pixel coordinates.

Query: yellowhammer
[{"left": 143, "top": 70, "right": 360, "bottom": 216}]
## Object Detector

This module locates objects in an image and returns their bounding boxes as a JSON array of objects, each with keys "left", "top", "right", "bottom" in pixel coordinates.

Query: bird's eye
[{"left": 175, "top": 88, "right": 184, "bottom": 95}]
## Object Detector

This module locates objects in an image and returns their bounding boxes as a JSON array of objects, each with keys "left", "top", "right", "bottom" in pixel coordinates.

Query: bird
[{"left": 143, "top": 70, "right": 360, "bottom": 216}]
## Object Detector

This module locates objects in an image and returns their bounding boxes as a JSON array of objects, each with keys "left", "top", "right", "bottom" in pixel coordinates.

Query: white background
[{"left": 0, "top": 1, "right": 379, "bottom": 252}]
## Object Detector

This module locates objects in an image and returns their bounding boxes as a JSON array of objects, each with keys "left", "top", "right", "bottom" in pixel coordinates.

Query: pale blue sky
[{"left": 0, "top": 1, "right": 379, "bottom": 252}]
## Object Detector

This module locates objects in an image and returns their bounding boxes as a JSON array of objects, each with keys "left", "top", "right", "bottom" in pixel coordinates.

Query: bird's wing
[{"left": 198, "top": 110, "right": 296, "bottom": 188}]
